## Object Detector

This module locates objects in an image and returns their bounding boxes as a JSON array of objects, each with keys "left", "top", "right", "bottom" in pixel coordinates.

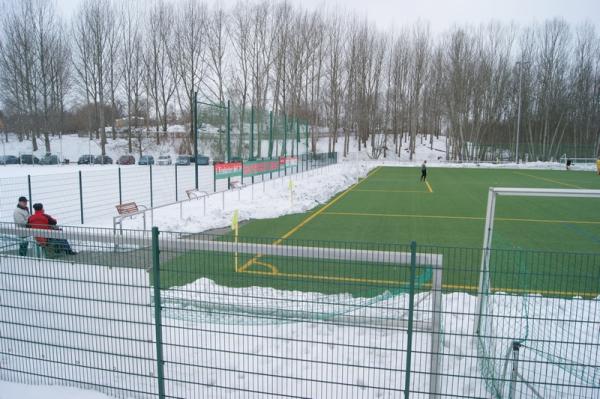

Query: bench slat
[{"left": 116, "top": 202, "right": 139, "bottom": 215}]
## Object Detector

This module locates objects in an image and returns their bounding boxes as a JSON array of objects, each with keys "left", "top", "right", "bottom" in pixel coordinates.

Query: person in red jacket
[{"left": 27, "top": 203, "right": 77, "bottom": 255}]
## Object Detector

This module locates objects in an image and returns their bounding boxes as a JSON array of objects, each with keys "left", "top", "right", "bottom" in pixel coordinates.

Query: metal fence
[
  {"left": 0, "top": 223, "right": 598, "bottom": 398},
  {"left": 0, "top": 152, "right": 337, "bottom": 227}
]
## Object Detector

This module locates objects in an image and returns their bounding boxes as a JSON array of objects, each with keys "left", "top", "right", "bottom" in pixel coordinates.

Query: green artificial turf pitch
[{"left": 160, "top": 166, "right": 600, "bottom": 297}]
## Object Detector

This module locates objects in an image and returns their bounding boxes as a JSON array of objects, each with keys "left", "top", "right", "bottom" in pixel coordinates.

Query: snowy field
[{"left": 1, "top": 134, "right": 599, "bottom": 398}]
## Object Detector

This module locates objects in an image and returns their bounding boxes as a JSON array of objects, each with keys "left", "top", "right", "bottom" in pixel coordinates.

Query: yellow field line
[
  {"left": 513, "top": 171, "right": 586, "bottom": 189},
  {"left": 425, "top": 181, "right": 433, "bottom": 193},
  {"left": 240, "top": 270, "right": 596, "bottom": 297},
  {"left": 322, "top": 211, "right": 600, "bottom": 225},
  {"left": 354, "top": 189, "right": 430, "bottom": 194},
  {"left": 324, "top": 211, "right": 483, "bottom": 221},
  {"left": 441, "top": 283, "right": 597, "bottom": 297},
  {"left": 242, "top": 269, "right": 404, "bottom": 285},
  {"left": 238, "top": 166, "right": 383, "bottom": 272}
]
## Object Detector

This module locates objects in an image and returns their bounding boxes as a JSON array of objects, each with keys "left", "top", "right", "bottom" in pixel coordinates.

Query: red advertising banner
[
  {"left": 243, "top": 160, "right": 280, "bottom": 177},
  {"left": 214, "top": 161, "right": 243, "bottom": 179},
  {"left": 279, "top": 156, "right": 298, "bottom": 168}
]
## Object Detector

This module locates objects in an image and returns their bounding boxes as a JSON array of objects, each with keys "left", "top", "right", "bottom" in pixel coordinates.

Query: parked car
[
  {"left": 117, "top": 155, "right": 135, "bottom": 165},
  {"left": 0, "top": 155, "right": 19, "bottom": 165},
  {"left": 94, "top": 155, "right": 113, "bottom": 165},
  {"left": 39, "top": 154, "right": 59, "bottom": 165},
  {"left": 77, "top": 154, "right": 95, "bottom": 165},
  {"left": 195, "top": 155, "right": 210, "bottom": 165},
  {"left": 138, "top": 155, "right": 154, "bottom": 165},
  {"left": 157, "top": 155, "right": 172, "bottom": 165},
  {"left": 19, "top": 154, "right": 40, "bottom": 164},
  {"left": 175, "top": 155, "right": 191, "bottom": 166}
]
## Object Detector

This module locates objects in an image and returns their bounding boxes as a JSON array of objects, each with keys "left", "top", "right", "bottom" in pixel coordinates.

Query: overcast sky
[{"left": 53, "top": 0, "right": 600, "bottom": 34}]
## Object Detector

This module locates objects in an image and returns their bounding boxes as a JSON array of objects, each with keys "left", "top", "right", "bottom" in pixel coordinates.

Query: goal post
[{"left": 475, "top": 187, "right": 600, "bottom": 334}]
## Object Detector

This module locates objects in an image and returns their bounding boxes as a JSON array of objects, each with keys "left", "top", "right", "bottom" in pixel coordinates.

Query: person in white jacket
[{"left": 13, "top": 196, "right": 30, "bottom": 256}]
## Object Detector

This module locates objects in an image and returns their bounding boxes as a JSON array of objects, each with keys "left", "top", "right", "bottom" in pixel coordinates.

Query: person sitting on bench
[{"left": 27, "top": 203, "right": 77, "bottom": 255}]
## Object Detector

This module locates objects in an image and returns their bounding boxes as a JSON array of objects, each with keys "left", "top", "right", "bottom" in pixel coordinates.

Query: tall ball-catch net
[{"left": 477, "top": 188, "right": 600, "bottom": 399}]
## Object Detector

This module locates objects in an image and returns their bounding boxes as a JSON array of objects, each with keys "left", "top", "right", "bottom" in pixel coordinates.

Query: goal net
[{"left": 476, "top": 188, "right": 600, "bottom": 399}]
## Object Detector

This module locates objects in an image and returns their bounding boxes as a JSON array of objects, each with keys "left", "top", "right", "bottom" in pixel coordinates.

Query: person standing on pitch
[
  {"left": 420, "top": 161, "right": 427, "bottom": 182},
  {"left": 13, "top": 196, "right": 30, "bottom": 256}
]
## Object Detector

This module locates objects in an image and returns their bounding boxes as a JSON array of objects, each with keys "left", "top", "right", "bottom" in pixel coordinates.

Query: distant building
[{"left": 115, "top": 116, "right": 145, "bottom": 131}]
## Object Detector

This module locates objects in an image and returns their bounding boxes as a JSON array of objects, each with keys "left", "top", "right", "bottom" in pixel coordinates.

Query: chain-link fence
[
  {"left": 194, "top": 95, "right": 309, "bottom": 163},
  {"left": 455, "top": 142, "right": 599, "bottom": 163},
  {"left": 0, "top": 222, "right": 598, "bottom": 398}
]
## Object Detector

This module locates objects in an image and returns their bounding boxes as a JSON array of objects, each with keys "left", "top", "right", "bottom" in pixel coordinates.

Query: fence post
[
  {"left": 175, "top": 164, "right": 178, "bottom": 202},
  {"left": 78, "top": 171, "right": 84, "bottom": 224},
  {"left": 268, "top": 111, "right": 273, "bottom": 159},
  {"left": 149, "top": 164, "right": 154, "bottom": 208},
  {"left": 27, "top": 175, "right": 32, "bottom": 213},
  {"left": 250, "top": 107, "right": 254, "bottom": 159},
  {"left": 227, "top": 100, "right": 231, "bottom": 162},
  {"left": 151, "top": 227, "right": 166, "bottom": 399},
  {"left": 118, "top": 168, "right": 122, "bottom": 205},
  {"left": 404, "top": 241, "right": 417, "bottom": 399},
  {"left": 508, "top": 341, "right": 521, "bottom": 399},
  {"left": 305, "top": 121, "right": 309, "bottom": 171},
  {"left": 429, "top": 249, "right": 444, "bottom": 398}
]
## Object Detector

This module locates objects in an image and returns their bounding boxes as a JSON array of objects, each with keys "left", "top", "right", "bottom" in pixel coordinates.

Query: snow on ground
[
  {"left": 115, "top": 162, "right": 369, "bottom": 233},
  {"left": 0, "top": 381, "right": 117, "bottom": 399},
  {"left": 1, "top": 257, "right": 597, "bottom": 398}
]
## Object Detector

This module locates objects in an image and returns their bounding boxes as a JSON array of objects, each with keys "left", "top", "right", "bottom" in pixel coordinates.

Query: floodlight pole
[{"left": 515, "top": 61, "right": 529, "bottom": 164}]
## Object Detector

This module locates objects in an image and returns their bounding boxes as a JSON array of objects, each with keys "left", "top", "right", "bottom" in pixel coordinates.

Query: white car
[{"left": 157, "top": 155, "right": 172, "bottom": 165}]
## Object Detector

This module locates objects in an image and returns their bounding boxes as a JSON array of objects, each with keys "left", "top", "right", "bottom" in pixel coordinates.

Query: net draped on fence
[{"left": 0, "top": 223, "right": 598, "bottom": 398}]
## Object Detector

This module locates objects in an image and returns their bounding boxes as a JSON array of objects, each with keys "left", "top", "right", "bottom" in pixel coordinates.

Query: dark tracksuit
[{"left": 27, "top": 210, "right": 75, "bottom": 254}]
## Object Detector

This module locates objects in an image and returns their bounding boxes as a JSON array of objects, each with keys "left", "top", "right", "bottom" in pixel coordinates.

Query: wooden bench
[
  {"left": 114, "top": 202, "right": 147, "bottom": 233},
  {"left": 186, "top": 189, "right": 208, "bottom": 200}
]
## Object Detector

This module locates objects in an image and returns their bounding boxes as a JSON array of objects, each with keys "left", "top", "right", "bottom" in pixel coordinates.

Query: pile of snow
[{"left": 123, "top": 162, "right": 370, "bottom": 233}]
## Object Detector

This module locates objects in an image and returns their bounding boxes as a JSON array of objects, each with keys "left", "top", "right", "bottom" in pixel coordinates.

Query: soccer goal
[{"left": 475, "top": 187, "right": 600, "bottom": 399}]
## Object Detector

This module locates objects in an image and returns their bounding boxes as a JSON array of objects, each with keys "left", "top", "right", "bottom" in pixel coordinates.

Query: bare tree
[
  {"left": 173, "top": 0, "right": 206, "bottom": 148},
  {"left": 72, "top": 0, "right": 117, "bottom": 155},
  {"left": 120, "top": 0, "right": 145, "bottom": 153},
  {"left": 144, "top": 0, "right": 179, "bottom": 138}
]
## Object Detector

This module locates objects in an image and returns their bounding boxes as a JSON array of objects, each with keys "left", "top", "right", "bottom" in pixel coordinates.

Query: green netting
[
  {"left": 196, "top": 101, "right": 227, "bottom": 160},
  {"left": 203, "top": 99, "right": 308, "bottom": 162},
  {"left": 477, "top": 237, "right": 600, "bottom": 399}
]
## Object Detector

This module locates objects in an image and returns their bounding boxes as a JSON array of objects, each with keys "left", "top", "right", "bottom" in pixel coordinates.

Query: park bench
[{"left": 114, "top": 202, "right": 147, "bottom": 233}]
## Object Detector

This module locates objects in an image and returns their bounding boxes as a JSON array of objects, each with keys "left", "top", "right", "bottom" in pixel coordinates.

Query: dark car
[
  {"left": 195, "top": 155, "right": 210, "bottom": 165},
  {"left": 138, "top": 155, "right": 154, "bottom": 165},
  {"left": 94, "top": 155, "right": 113, "bottom": 164},
  {"left": 39, "top": 154, "right": 59, "bottom": 165},
  {"left": 0, "top": 155, "right": 19, "bottom": 165},
  {"left": 117, "top": 155, "right": 135, "bottom": 165},
  {"left": 77, "top": 154, "right": 95, "bottom": 165},
  {"left": 19, "top": 154, "right": 40, "bottom": 164},
  {"left": 175, "top": 155, "right": 191, "bottom": 165}
]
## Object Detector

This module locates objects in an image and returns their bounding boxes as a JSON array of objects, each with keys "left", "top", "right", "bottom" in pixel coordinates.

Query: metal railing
[
  {"left": 0, "top": 152, "right": 337, "bottom": 227},
  {"left": 0, "top": 223, "right": 598, "bottom": 398}
]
